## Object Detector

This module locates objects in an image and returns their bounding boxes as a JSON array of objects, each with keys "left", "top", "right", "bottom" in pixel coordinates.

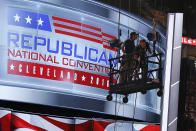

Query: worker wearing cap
[
  {"left": 119, "top": 32, "right": 138, "bottom": 83},
  {"left": 121, "top": 32, "right": 138, "bottom": 55},
  {"left": 134, "top": 39, "right": 153, "bottom": 81}
]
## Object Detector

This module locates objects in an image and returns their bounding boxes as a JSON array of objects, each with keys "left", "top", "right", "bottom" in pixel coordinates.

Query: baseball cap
[
  {"left": 130, "top": 32, "right": 139, "bottom": 36},
  {"left": 140, "top": 39, "right": 147, "bottom": 43}
]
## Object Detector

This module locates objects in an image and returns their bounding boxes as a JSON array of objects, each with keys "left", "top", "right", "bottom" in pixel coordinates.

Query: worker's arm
[
  {"left": 147, "top": 43, "right": 153, "bottom": 55},
  {"left": 121, "top": 42, "right": 127, "bottom": 55}
]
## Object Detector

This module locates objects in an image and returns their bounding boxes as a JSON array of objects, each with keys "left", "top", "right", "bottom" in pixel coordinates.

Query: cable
[
  {"left": 114, "top": 93, "right": 118, "bottom": 131},
  {"left": 131, "top": 92, "right": 138, "bottom": 131},
  {"left": 128, "top": 0, "right": 131, "bottom": 39},
  {"left": 129, "top": 0, "right": 131, "bottom": 13},
  {"left": 117, "top": 0, "right": 121, "bottom": 40},
  {"left": 139, "top": 0, "right": 142, "bottom": 17},
  {"left": 116, "top": 95, "right": 121, "bottom": 114},
  {"left": 114, "top": 1, "right": 121, "bottom": 130}
]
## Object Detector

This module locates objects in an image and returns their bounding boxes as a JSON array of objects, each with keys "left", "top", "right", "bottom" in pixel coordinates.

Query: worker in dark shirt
[
  {"left": 121, "top": 32, "right": 138, "bottom": 55},
  {"left": 119, "top": 32, "right": 138, "bottom": 83},
  {"left": 135, "top": 39, "right": 153, "bottom": 80}
]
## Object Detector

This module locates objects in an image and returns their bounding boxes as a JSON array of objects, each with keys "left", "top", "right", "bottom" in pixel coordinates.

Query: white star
[
  {"left": 82, "top": 75, "right": 86, "bottom": 81},
  {"left": 14, "top": 14, "right": 20, "bottom": 22},
  {"left": 25, "top": 16, "right": 32, "bottom": 24},
  {"left": 10, "top": 64, "right": 15, "bottom": 70},
  {"left": 37, "top": 18, "right": 44, "bottom": 26}
]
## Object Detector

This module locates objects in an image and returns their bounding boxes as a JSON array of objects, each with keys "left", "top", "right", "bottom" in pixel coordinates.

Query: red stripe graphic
[
  {"left": 41, "top": 116, "right": 74, "bottom": 131},
  {"left": 0, "top": 113, "right": 11, "bottom": 131},
  {"left": 75, "top": 121, "right": 93, "bottom": 131},
  {"left": 52, "top": 16, "right": 118, "bottom": 52},
  {"left": 102, "top": 32, "right": 117, "bottom": 39},
  {"left": 55, "top": 29, "right": 103, "bottom": 44},
  {"left": 102, "top": 38, "right": 110, "bottom": 43},
  {"left": 93, "top": 120, "right": 113, "bottom": 131},
  {"left": 41, "top": 116, "right": 112, "bottom": 131},
  {"left": 53, "top": 23, "right": 102, "bottom": 38},
  {"left": 0, "top": 111, "right": 160, "bottom": 130},
  {"left": 8, "top": 59, "right": 112, "bottom": 90},
  {"left": 52, "top": 16, "right": 101, "bottom": 32},
  {"left": 11, "top": 115, "right": 46, "bottom": 131},
  {"left": 103, "top": 45, "right": 118, "bottom": 52},
  {"left": 140, "top": 125, "right": 160, "bottom": 131}
]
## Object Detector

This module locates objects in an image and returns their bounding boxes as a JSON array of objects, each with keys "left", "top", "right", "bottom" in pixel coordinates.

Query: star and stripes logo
[
  {"left": 8, "top": 8, "right": 117, "bottom": 51},
  {"left": 8, "top": 8, "right": 52, "bottom": 32}
]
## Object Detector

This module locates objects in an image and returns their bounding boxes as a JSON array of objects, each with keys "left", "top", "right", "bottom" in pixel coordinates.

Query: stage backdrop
[{"left": 0, "top": 0, "right": 166, "bottom": 122}]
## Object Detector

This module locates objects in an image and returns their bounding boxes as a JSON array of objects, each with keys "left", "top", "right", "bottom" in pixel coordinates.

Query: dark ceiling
[{"left": 95, "top": 0, "right": 196, "bottom": 38}]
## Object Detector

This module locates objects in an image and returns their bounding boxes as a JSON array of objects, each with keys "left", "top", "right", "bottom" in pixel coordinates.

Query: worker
[
  {"left": 134, "top": 39, "right": 153, "bottom": 81},
  {"left": 119, "top": 32, "right": 138, "bottom": 83}
]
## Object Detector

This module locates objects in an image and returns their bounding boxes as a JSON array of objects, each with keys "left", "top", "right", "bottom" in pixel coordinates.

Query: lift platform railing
[{"left": 107, "top": 52, "right": 163, "bottom": 103}]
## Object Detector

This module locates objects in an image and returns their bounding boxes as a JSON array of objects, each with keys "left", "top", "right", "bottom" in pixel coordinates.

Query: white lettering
[
  {"left": 54, "top": 69, "right": 56, "bottom": 77},
  {"left": 26, "top": 65, "right": 29, "bottom": 73},
  {"left": 107, "top": 80, "right": 109, "bottom": 88},
  {"left": 60, "top": 70, "right": 64, "bottom": 78},
  {"left": 19, "top": 64, "right": 22, "bottom": 72},
  {"left": 67, "top": 72, "right": 70, "bottom": 79},
  {"left": 40, "top": 67, "right": 43, "bottom": 75},
  {"left": 96, "top": 77, "right": 99, "bottom": 85},
  {"left": 74, "top": 73, "right": 77, "bottom": 80},
  {"left": 102, "top": 79, "right": 104, "bottom": 86},
  {"left": 91, "top": 76, "right": 93, "bottom": 84},
  {"left": 47, "top": 68, "right": 50, "bottom": 76},
  {"left": 33, "top": 66, "right": 36, "bottom": 74}
]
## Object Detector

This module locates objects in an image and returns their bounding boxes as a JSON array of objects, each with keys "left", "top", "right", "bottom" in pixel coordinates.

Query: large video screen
[{"left": 0, "top": 0, "right": 166, "bottom": 122}]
